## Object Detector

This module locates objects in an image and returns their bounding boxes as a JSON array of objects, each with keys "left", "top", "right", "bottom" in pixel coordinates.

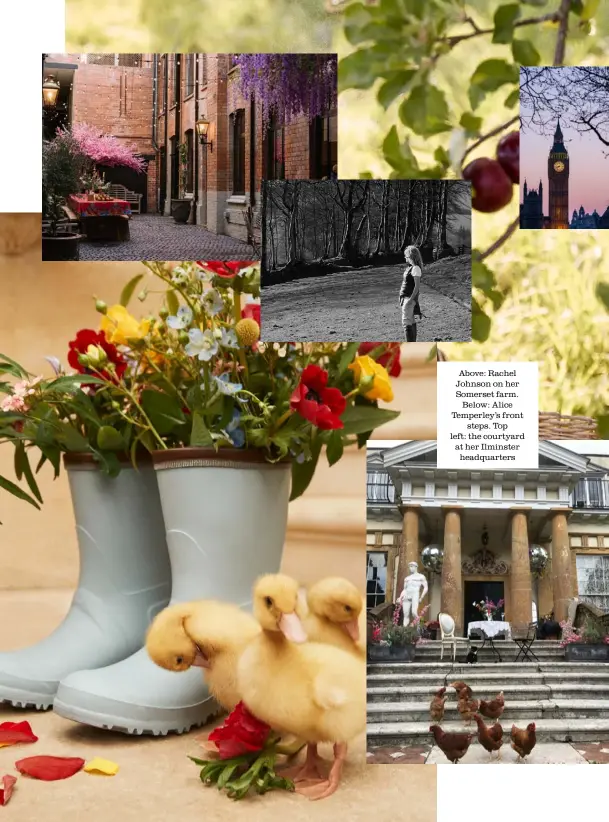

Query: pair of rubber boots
[
  {"left": 0, "top": 458, "right": 289, "bottom": 735},
  {"left": 404, "top": 323, "right": 418, "bottom": 342}
]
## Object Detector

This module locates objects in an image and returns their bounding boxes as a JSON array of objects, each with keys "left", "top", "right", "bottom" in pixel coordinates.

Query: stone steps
[
  {"left": 367, "top": 661, "right": 595, "bottom": 674},
  {"left": 368, "top": 699, "right": 609, "bottom": 723},
  {"left": 367, "top": 718, "right": 609, "bottom": 745},
  {"left": 368, "top": 683, "right": 609, "bottom": 702}
]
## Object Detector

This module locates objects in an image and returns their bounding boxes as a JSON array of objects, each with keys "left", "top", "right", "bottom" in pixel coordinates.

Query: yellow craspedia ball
[{"left": 235, "top": 318, "right": 260, "bottom": 347}]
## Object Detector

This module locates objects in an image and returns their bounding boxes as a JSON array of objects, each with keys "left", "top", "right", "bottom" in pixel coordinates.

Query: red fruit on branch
[
  {"left": 462, "top": 158, "right": 513, "bottom": 213},
  {"left": 496, "top": 131, "right": 519, "bottom": 184}
]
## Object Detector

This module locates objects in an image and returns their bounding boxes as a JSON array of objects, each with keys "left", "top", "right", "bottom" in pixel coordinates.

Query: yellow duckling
[
  {"left": 237, "top": 574, "right": 365, "bottom": 800},
  {"left": 145, "top": 599, "right": 260, "bottom": 712},
  {"left": 303, "top": 576, "right": 365, "bottom": 657}
]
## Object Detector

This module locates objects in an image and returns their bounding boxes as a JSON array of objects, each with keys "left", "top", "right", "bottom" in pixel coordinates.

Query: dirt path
[{"left": 261, "top": 257, "right": 471, "bottom": 342}]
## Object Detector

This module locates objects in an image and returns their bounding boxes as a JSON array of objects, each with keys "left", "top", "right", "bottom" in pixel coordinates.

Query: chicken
[
  {"left": 429, "top": 725, "right": 473, "bottom": 763},
  {"left": 145, "top": 599, "right": 261, "bottom": 711},
  {"left": 473, "top": 714, "right": 503, "bottom": 760},
  {"left": 429, "top": 687, "right": 448, "bottom": 723},
  {"left": 479, "top": 691, "right": 505, "bottom": 721},
  {"left": 510, "top": 722, "right": 537, "bottom": 761},
  {"left": 303, "top": 577, "right": 365, "bottom": 657},
  {"left": 456, "top": 688, "right": 480, "bottom": 725},
  {"left": 237, "top": 574, "right": 366, "bottom": 800},
  {"left": 449, "top": 680, "right": 473, "bottom": 698}
]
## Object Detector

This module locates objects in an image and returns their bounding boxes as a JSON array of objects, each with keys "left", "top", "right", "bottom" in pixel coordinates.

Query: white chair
[{"left": 439, "top": 612, "right": 458, "bottom": 661}]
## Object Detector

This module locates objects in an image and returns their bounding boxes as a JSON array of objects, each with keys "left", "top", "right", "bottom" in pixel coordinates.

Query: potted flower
[
  {"left": 424, "top": 619, "right": 440, "bottom": 640},
  {"left": 368, "top": 604, "right": 427, "bottom": 662},
  {"left": 561, "top": 617, "right": 609, "bottom": 661},
  {"left": 42, "top": 131, "right": 86, "bottom": 261},
  {"left": 0, "top": 260, "right": 401, "bottom": 731},
  {"left": 473, "top": 597, "right": 505, "bottom": 621},
  {"left": 171, "top": 143, "right": 192, "bottom": 223}
]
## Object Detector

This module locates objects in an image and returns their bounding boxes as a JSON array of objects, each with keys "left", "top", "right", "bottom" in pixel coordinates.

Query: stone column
[
  {"left": 537, "top": 544, "right": 553, "bottom": 618},
  {"left": 441, "top": 506, "right": 463, "bottom": 634},
  {"left": 510, "top": 508, "right": 533, "bottom": 633},
  {"left": 397, "top": 505, "right": 420, "bottom": 596},
  {"left": 551, "top": 509, "right": 573, "bottom": 623}
]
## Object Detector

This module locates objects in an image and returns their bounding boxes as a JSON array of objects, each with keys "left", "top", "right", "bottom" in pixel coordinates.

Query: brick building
[{"left": 42, "top": 53, "right": 337, "bottom": 244}]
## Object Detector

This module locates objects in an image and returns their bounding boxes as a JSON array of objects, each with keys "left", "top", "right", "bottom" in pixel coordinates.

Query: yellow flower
[
  {"left": 349, "top": 355, "right": 394, "bottom": 402},
  {"left": 100, "top": 305, "right": 151, "bottom": 346},
  {"left": 235, "top": 318, "right": 260, "bottom": 347}
]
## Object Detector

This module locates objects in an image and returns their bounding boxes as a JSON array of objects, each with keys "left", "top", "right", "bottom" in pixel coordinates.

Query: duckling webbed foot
[
  {"left": 281, "top": 743, "right": 326, "bottom": 783},
  {"left": 296, "top": 742, "right": 347, "bottom": 800}
]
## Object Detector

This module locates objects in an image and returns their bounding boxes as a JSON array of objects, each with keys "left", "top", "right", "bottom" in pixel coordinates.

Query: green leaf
[
  {"left": 469, "top": 59, "right": 520, "bottom": 109},
  {"left": 56, "top": 423, "right": 90, "bottom": 452},
  {"left": 290, "top": 438, "right": 322, "bottom": 502},
  {"left": 141, "top": 389, "right": 185, "bottom": 435},
  {"left": 597, "top": 415, "right": 609, "bottom": 439},
  {"left": 338, "top": 50, "right": 377, "bottom": 92},
  {"left": 581, "top": 0, "right": 601, "bottom": 20},
  {"left": 38, "top": 444, "right": 61, "bottom": 477},
  {"left": 505, "top": 88, "right": 520, "bottom": 108},
  {"left": 20, "top": 448, "right": 43, "bottom": 504},
  {"left": 336, "top": 342, "right": 360, "bottom": 377},
  {"left": 0, "top": 473, "right": 41, "bottom": 510},
  {"left": 14, "top": 441, "right": 25, "bottom": 481},
  {"left": 326, "top": 430, "right": 344, "bottom": 467},
  {"left": 459, "top": 112, "right": 483, "bottom": 134},
  {"left": 119, "top": 274, "right": 144, "bottom": 308},
  {"left": 0, "top": 353, "right": 28, "bottom": 379},
  {"left": 190, "top": 411, "right": 214, "bottom": 447},
  {"left": 46, "top": 374, "right": 107, "bottom": 392},
  {"left": 382, "top": 126, "right": 419, "bottom": 175},
  {"left": 492, "top": 4, "right": 520, "bottom": 44},
  {"left": 512, "top": 38, "right": 541, "bottom": 66},
  {"left": 377, "top": 69, "right": 417, "bottom": 109},
  {"left": 166, "top": 290, "right": 180, "bottom": 317},
  {"left": 399, "top": 85, "right": 451, "bottom": 137},
  {"left": 472, "top": 299, "right": 491, "bottom": 342},
  {"left": 596, "top": 282, "right": 609, "bottom": 309},
  {"left": 433, "top": 146, "right": 450, "bottom": 168},
  {"left": 339, "top": 404, "right": 401, "bottom": 436},
  {"left": 472, "top": 260, "right": 496, "bottom": 291},
  {"left": 569, "top": 0, "right": 584, "bottom": 13},
  {"left": 97, "top": 425, "right": 126, "bottom": 451},
  {"left": 522, "top": 0, "right": 548, "bottom": 4}
]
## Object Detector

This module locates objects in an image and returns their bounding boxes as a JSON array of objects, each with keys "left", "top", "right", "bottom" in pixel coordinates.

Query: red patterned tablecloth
[{"left": 67, "top": 195, "right": 132, "bottom": 217}]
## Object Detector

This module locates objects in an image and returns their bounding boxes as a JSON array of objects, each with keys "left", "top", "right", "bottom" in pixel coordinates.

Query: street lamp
[
  {"left": 195, "top": 116, "right": 213, "bottom": 152},
  {"left": 42, "top": 75, "right": 60, "bottom": 107}
]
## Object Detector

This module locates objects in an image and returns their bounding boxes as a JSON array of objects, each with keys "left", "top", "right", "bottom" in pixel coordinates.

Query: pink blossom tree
[{"left": 67, "top": 124, "right": 147, "bottom": 173}]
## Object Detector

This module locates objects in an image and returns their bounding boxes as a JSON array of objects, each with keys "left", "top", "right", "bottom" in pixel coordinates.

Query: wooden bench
[{"left": 107, "top": 184, "right": 143, "bottom": 214}]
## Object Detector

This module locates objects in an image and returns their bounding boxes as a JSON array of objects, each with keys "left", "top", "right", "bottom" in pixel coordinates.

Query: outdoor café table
[
  {"left": 467, "top": 620, "right": 512, "bottom": 662},
  {"left": 67, "top": 195, "right": 131, "bottom": 241}
]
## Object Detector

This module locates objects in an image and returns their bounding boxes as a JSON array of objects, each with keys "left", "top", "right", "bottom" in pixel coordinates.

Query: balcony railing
[
  {"left": 571, "top": 478, "right": 609, "bottom": 510},
  {"left": 367, "top": 472, "right": 396, "bottom": 504}
]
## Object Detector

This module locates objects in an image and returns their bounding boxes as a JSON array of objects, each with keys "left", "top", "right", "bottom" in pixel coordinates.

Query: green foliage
[
  {"left": 492, "top": 4, "right": 521, "bottom": 44},
  {"left": 42, "top": 133, "right": 88, "bottom": 235},
  {"left": 400, "top": 85, "right": 451, "bottom": 137},
  {"left": 468, "top": 59, "right": 520, "bottom": 109}
]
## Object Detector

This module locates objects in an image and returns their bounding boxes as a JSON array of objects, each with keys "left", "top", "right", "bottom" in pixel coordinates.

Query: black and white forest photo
[{"left": 260, "top": 179, "right": 472, "bottom": 343}]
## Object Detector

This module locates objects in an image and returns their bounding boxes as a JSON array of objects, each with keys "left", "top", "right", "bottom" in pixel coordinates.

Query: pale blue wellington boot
[
  {"left": 54, "top": 451, "right": 291, "bottom": 735},
  {"left": 0, "top": 457, "right": 171, "bottom": 709}
]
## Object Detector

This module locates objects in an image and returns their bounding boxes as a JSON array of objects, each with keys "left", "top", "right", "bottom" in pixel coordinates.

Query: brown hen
[
  {"left": 511, "top": 722, "right": 537, "bottom": 761},
  {"left": 430, "top": 686, "right": 448, "bottom": 723},
  {"left": 430, "top": 725, "right": 473, "bottom": 763},
  {"left": 456, "top": 688, "right": 479, "bottom": 725},
  {"left": 473, "top": 714, "right": 504, "bottom": 760},
  {"left": 480, "top": 691, "right": 505, "bottom": 720},
  {"left": 449, "top": 680, "right": 473, "bottom": 697}
]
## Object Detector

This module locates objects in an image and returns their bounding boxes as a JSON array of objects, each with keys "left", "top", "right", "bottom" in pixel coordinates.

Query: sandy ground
[
  {"left": 261, "top": 256, "right": 471, "bottom": 343},
  {"left": 0, "top": 591, "right": 436, "bottom": 822}
]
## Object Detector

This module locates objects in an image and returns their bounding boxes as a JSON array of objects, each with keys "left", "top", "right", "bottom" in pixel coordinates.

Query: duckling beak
[
  {"left": 278, "top": 612, "right": 307, "bottom": 643},
  {"left": 192, "top": 645, "right": 210, "bottom": 668},
  {"left": 342, "top": 618, "right": 360, "bottom": 641}
]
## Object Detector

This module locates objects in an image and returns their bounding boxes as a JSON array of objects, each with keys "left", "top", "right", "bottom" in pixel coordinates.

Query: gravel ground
[{"left": 261, "top": 256, "right": 471, "bottom": 342}]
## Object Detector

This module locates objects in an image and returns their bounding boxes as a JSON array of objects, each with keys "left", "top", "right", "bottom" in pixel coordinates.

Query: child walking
[{"left": 399, "top": 245, "right": 423, "bottom": 342}]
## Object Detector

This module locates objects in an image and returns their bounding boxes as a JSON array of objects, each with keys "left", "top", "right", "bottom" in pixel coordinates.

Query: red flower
[
  {"left": 357, "top": 342, "right": 402, "bottom": 377},
  {"left": 208, "top": 701, "right": 271, "bottom": 760},
  {"left": 196, "top": 261, "right": 254, "bottom": 278},
  {"left": 290, "top": 364, "right": 347, "bottom": 430},
  {"left": 0, "top": 775, "right": 16, "bottom": 806},
  {"left": 67, "top": 329, "right": 127, "bottom": 382},
  {"left": 0, "top": 721, "right": 38, "bottom": 747},
  {"left": 15, "top": 756, "right": 85, "bottom": 781}
]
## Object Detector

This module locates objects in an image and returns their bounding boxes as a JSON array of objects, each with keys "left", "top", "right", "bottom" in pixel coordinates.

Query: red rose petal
[
  {"left": 15, "top": 756, "right": 85, "bottom": 781},
  {"left": 0, "top": 775, "right": 17, "bottom": 806},
  {"left": 0, "top": 721, "right": 38, "bottom": 747}
]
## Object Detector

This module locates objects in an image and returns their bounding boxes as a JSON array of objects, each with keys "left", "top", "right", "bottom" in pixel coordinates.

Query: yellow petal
[{"left": 84, "top": 757, "right": 119, "bottom": 776}]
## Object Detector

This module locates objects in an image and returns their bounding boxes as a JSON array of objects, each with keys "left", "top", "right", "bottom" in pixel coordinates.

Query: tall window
[
  {"left": 161, "top": 55, "right": 168, "bottom": 111},
  {"left": 366, "top": 471, "right": 395, "bottom": 503},
  {"left": 184, "top": 54, "right": 195, "bottom": 97},
  {"left": 264, "top": 113, "right": 285, "bottom": 181},
  {"left": 185, "top": 129, "right": 194, "bottom": 193},
  {"left": 309, "top": 107, "right": 337, "bottom": 179},
  {"left": 231, "top": 109, "right": 246, "bottom": 195},
  {"left": 200, "top": 54, "right": 208, "bottom": 85},
  {"left": 577, "top": 554, "right": 609, "bottom": 611},
  {"left": 172, "top": 55, "right": 180, "bottom": 104},
  {"left": 367, "top": 552, "right": 388, "bottom": 610}
]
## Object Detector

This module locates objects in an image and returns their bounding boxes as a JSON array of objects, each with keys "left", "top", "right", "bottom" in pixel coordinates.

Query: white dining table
[{"left": 467, "top": 620, "right": 512, "bottom": 640}]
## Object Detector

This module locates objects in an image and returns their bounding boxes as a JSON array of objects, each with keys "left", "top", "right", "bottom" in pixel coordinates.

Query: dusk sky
[{"left": 520, "top": 120, "right": 609, "bottom": 218}]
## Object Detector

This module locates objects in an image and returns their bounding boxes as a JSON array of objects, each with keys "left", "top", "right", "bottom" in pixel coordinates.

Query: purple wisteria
[{"left": 233, "top": 54, "right": 337, "bottom": 125}]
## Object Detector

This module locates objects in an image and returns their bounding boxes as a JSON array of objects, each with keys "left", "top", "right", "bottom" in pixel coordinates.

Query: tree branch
[
  {"left": 461, "top": 116, "right": 520, "bottom": 165},
  {"left": 578, "top": 114, "right": 609, "bottom": 147},
  {"left": 442, "top": 12, "right": 560, "bottom": 47},
  {"left": 553, "top": 0, "right": 572, "bottom": 66},
  {"left": 476, "top": 217, "right": 519, "bottom": 263}
]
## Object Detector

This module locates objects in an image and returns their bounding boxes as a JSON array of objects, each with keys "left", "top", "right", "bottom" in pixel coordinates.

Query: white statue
[{"left": 396, "top": 561, "right": 428, "bottom": 627}]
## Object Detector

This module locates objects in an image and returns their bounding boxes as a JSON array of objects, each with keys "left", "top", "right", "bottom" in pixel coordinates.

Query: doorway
[{"left": 463, "top": 580, "right": 505, "bottom": 637}]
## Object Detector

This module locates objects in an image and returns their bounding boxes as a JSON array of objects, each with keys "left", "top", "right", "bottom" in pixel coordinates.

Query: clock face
[{"left": 554, "top": 161, "right": 565, "bottom": 172}]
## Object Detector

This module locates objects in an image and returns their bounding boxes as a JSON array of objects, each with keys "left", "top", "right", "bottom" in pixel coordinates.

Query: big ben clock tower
[{"left": 548, "top": 119, "right": 569, "bottom": 229}]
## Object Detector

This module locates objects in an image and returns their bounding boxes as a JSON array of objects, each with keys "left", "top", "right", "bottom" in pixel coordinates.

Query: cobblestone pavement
[
  {"left": 367, "top": 745, "right": 432, "bottom": 764},
  {"left": 79, "top": 214, "right": 256, "bottom": 261}
]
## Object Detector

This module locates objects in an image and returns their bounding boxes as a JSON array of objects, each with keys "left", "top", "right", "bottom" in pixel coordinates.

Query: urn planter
[
  {"left": 367, "top": 643, "right": 416, "bottom": 663},
  {"left": 171, "top": 198, "right": 192, "bottom": 223},
  {"left": 42, "top": 232, "right": 82, "bottom": 261},
  {"left": 565, "top": 643, "right": 609, "bottom": 662}
]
